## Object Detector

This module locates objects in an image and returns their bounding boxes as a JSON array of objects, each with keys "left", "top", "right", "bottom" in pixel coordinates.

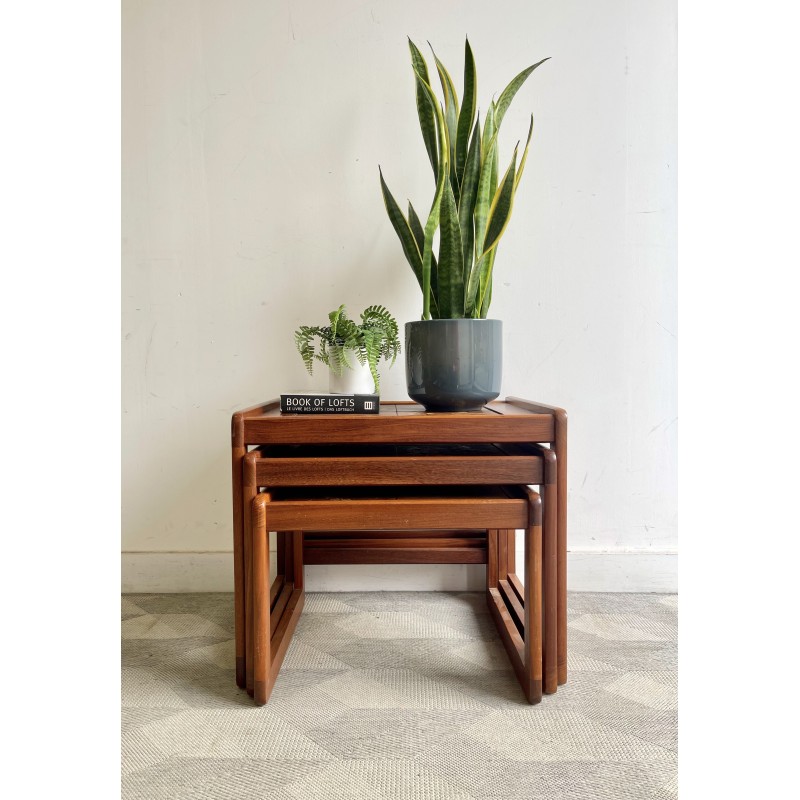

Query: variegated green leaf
[
  {"left": 467, "top": 251, "right": 488, "bottom": 318},
  {"left": 408, "top": 39, "right": 439, "bottom": 179},
  {"left": 479, "top": 249, "right": 495, "bottom": 318},
  {"left": 494, "top": 57, "right": 550, "bottom": 130},
  {"left": 481, "top": 101, "right": 496, "bottom": 163},
  {"left": 421, "top": 181, "right": 446, "bottom": 320},
  {"left": 489, "top": 132, "right": 498, "bottom": 196},
  {"left": 482, "top": 145, "right": 518, "bottom": 256},
  {"left": 515, "top": 115, "right": 535, "bottom": 189},
  {"left": 408, "top": 199, "right": 425, "bottom": 253},
  {"left": 437, "top": 179, "right": 465, "bottom": 318},
  {"left": 455, "top": 38, "right": 477, "bottom": 191},
  {"left": 412, "top": 65, "right": 450, "bottom": 320},
  {"left": 409, "top": 201, "right": 440, "bottom": 318},
  {"left": 379, "top": 167, "right": 423, "bottom": 288},
  {"left": 475, "top": 149, "right": 518, "bottom": 316},
  {"left": 387, "top": 41, "right": 549, "bottom": 320},
  {"left": 458, "top": 115, "right": 481, "bottom": 291},
  {"left": 430, "top": 43, "right": 459, "bottom": 195},
  {"left": 468, "top": 124, "right": 499, "bottom": 314},
  {"left": 474, "top": 130, "right": 499, "bottom": 254}
]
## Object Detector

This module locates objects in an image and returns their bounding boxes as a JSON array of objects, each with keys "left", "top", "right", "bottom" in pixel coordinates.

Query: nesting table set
[{"left": 231, "top": 397, "right": 567, "bottom": 705}]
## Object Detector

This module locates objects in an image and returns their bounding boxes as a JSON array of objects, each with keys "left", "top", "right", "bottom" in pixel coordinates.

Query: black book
[{"left": 280, "top": 392, "right": 380, "bottom": 414}]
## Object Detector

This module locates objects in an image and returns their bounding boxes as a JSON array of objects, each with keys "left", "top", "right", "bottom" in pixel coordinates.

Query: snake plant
[
  {"left": 294, "top": 304, "right": 400, "bottom": 393},
  {"left": 380, "top": 38, "right": 549, "bottom": 320}
]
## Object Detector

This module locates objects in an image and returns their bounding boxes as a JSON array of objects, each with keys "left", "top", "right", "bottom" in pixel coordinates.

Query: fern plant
[
  {"left": 379, "top": 38, "right": 549, "bottom": 320},
  {"left": 294, "top": 304, "right": 400, "bottom": 393}
]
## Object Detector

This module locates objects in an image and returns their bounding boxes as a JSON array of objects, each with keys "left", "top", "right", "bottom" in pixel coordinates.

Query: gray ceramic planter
[{"left": 405, "top": 319, "right": 502, "bottom": 412}]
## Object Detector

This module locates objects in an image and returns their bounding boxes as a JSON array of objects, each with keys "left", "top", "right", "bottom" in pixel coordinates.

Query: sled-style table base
[{"left": 231, "top": 398, "right": 568, "bottom": 702}]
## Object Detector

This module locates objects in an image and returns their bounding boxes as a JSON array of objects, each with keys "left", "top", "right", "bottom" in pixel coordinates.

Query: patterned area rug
[{"left": 122, "top": 592, "right": 677, "bottom": 799}]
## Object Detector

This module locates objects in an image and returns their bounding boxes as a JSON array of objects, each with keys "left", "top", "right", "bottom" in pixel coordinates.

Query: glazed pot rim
[{"left": 405, "top": 318, "right": 502, "bottom": 324}]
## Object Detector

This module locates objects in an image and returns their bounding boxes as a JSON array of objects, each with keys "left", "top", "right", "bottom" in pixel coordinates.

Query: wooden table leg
[
  {"left": 243, "top": 452, "right": 259, "bottom": 696},
  {"left": 505, "top": 398, "right": 568, "bottom": 686},
  {"left": 231, "top": 402, "right": 278, "bottom": 690},
  {"left": 251, "top": 501, "right": 306, "bottom": 707},
  {"left": 487, "top": 502, "right": 543, "bottom": 704},
  {"left": 523, "top": 488, "right": 543, "bottom": 704},
  {"left": 503, "top": 456, "right": 557, "bottom": 697},
  {"left": 231, "top": 437, "right": 246, "bottom": 688},
  {"left": 292, "top": 531, "right": 304, "bottom": 590},
  {"left": 538, "top": 448, "right": 558, "bottom": 695},
  {"left": 487, "top": 529, "right": 499, "bottom": 589},
  {"left": 500, "top": 530, "right": 519, "bottom": 590},
  {"left": 252, "top": 493, "right": 271, "bottom": 706},
  {"left": 553, "top": 411, "right": 567, "bottom": 685},
  {"left": 503, "top": 529, "right": 515, "bottom": 575}
]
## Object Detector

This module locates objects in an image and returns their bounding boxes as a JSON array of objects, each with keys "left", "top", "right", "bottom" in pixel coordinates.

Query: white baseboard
[
  {"left": 304, "top": 564, "right": 488, "bottom": 592},
  {"left": 122, "top": 552, "right": 234, "bottom": 593},
  {"left": 122, "top": 550, "right": 677, "bottom": 593},
  {"left": 526, "top": 549, "right": 678, "bottom": 593}
]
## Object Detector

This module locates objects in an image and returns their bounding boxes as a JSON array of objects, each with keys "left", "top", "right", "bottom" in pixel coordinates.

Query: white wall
[{"left": 122, "top": 0, "right": 677, "bottom": 591}]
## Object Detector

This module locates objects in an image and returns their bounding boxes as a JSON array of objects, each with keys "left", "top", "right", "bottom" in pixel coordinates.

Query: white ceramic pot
[{"left": 328, "top": 358, "right": 376, "bottom": 394}]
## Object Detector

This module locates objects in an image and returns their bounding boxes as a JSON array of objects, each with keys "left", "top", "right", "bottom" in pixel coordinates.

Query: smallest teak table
[
  {"left": 249, "top": 484, "right": 547, "bottom": 705},
  {"left": 231, "top": 397, "right": 567, "bottom": 696}
]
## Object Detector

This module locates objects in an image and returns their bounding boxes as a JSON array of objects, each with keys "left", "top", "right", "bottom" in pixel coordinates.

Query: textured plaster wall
[{"left": 122, "top": 0, "right": 677, "bottom": 587}]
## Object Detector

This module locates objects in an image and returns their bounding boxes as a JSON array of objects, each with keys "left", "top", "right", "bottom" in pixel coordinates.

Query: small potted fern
[{"left": 294, "top": 304, "right": 401, "bottom": 394}]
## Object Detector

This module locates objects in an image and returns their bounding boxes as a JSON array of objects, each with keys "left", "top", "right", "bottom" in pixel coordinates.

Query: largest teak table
[{"left": 231, "top": 397, "right": 567, "bottom": 694}]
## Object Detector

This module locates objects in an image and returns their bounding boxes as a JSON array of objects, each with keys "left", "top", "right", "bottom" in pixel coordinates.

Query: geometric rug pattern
[{"left": 122, "top": 592, "right": 677, "bottom": 799}]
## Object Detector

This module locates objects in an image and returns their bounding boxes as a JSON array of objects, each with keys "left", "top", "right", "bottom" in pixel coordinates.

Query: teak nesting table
[{"left": 231, "top": 397, "right": 567, "bottom": 704}]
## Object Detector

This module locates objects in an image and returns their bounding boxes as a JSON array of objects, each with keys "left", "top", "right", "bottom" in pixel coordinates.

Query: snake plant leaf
[
  {"left": 455, "top": 38, "right": 477, "bottom": 192},
  {"left": 486, "top": 102, "right": 499, "bottom": 199},
  {"left": 474, "top": 148, "right": 518, "bottom": 316},
  {"left": 408, "top": 201, "right": 440, "bottom": 318},
  {"left": 515, "top": 115, "right": 535, "bottom": 190},
  {"left": 489, "top": 133, "right": 498, "bottom": 197},
  {"left": 429, "top": 43, "right": 459, "bottom": 194},
  {"left": 437, "top": 179, "right": 465, "bottom": 318},
  {"left": 458, "top": 115, "right": 481, "bottom": 290},
  {"left": 408, "top": 199, "right": 425, "bottom": 253},
  {"left": 494, "top": 57, "right": 550, "bottom": 130},
  {"left": 482, "top": 144, "right": 519, "bottom": 256},
  {"left": 408, "top": 39, "right": 439, "bottom": 180},
  {"left": 379, "top": 167, "right": 424, "bottom": 288},
  {"left": 421, "top": 172, "right": 446, "bottom": 320},
  {"left": 471, "top": 126, "right": 499, "bottom": 280},
  {"left": 384, "top": 40, "right": 549, "bottom": 320},
  {"left": 412, "top": 64, "right": 450, "bottom": 320},
  {"left": 467, "top": 250, "right": 489, "bottom": 318},
  {"left": 479, "top": 248, "right": 495, "bottom": 318},
  {"left": 481, "top": 100, "right": 496, "bottom": 163},
  {"left": 466, "top": 123, "right": 502, "bottom": 316}
]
